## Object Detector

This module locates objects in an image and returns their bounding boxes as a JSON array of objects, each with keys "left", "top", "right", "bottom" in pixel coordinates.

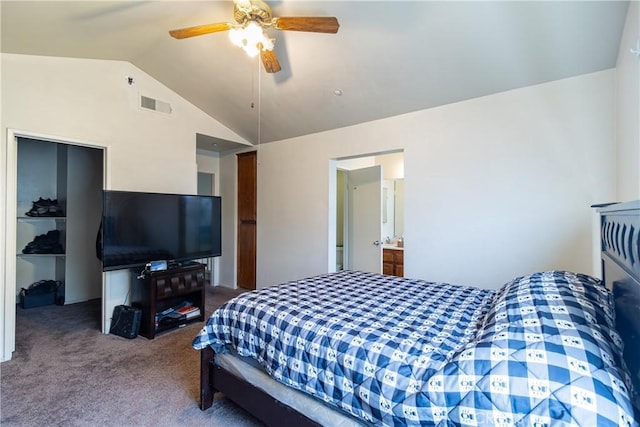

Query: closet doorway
[
  {"left": 3, "top": 130, "right": 105, "bottom": 361},
  {"left": 16, "top": 137, "right": 103, "bottom": 304}
]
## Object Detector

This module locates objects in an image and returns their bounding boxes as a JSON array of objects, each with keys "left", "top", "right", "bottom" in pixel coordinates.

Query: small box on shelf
[{"left": 155, "top": 301, "right": 201, "bottom": 330}]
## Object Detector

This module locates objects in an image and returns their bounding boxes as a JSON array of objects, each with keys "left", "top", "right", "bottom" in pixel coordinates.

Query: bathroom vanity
[{"left": 382, "top": 246, "right": 404, "bottom": 277}]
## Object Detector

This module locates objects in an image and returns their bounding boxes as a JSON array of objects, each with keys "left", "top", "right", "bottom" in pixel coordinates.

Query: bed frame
[
  {"left": 199, "top": 201, "right": 640, "bottom": 425},
  {"left": 598, "top": 201, "right": 640, "bottom": 403},
  {"left": 199, "top": 345, "right": 320, "bottom": 425}
]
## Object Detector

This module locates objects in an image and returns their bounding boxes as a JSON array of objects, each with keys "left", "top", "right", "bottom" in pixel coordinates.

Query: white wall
[
  {"left": 1, "top": 54, "right": 247, "bottom": 360},
  {"left": 1, "top": 54, "right": 245, "bottom": 191},
  {"left": 257, "top": 70, "right": 616, "bottom": 289},
  {"left": 377, "top": 152, "right": 405, "bottom": 180},
  {"left": 615, "top": 0, "right": 640, "bottom": 201},
  {"left": 65, "top": 145, "right": 103, "bottom": 304}
]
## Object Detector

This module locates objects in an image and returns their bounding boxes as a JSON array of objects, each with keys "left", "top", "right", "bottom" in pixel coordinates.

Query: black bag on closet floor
[
  {"left": 109, "top": 305, "right": 141, "bottom": 339},
  {"left": 19, "top": 280, "right": 61, "bottom": 309}
]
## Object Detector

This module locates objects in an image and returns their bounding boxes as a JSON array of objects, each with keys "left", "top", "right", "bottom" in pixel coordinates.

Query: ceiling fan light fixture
[
  {"left": 229, "top": 21, "right": 274, "bottom": 58},
  {"left": 169, "top": 0, "right": 338, "bottom": 73}
]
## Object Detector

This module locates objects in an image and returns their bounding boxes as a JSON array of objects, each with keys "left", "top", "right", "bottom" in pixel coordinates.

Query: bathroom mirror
[{"left": 382, "top": 179, "right": 404, "bottom": 240}]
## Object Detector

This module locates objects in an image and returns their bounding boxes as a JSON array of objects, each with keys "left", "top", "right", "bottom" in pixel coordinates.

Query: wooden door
[{"left": 237, "top": 151, "right": 257, "bottom": 290}]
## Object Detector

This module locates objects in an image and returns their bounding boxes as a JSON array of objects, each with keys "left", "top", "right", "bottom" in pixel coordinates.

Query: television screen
[{"left": 101, "top": 190, "right": 221, "bottom": 271}]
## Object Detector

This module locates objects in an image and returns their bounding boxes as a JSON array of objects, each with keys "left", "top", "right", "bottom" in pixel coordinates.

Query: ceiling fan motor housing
[{"left": 234, "top": 0, "right": 273, "bottom": 25}]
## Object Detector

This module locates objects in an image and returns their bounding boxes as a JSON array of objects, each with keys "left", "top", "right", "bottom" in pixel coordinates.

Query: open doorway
[
  {"left": 16, "top": 137, "right": 103, "bottom": 304},
  {"left": 3, "top": 130, "right": 105, "bottom": 361},
  {"left": 197, "top": 172, "right": 216, "bottom": 283},
  {"left": 335, "top": 151, "right": 404, "bottom": 274}
]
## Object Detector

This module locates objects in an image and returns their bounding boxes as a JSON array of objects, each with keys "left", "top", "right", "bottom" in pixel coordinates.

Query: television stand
[
  {"left": 168, "top": 260, "right": 200, "bottom": 269},
  {"left": 131, "top": 263, "right": 206, "bottom": 339}
]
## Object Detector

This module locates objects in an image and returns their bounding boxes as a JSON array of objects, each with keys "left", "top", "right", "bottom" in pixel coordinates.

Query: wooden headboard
[{"left": 598, "top": 200, "right": 640, "bottom": 412}]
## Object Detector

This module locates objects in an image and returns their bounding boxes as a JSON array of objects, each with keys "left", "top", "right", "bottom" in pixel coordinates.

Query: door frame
[
  {"left": 331, "top": 151, "right": 403, "bottom": 275},
  {"left": 2, "top": 128, "right": 108, "bottom": 362}
]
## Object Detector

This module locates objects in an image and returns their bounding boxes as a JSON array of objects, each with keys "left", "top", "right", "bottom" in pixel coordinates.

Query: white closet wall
[{"left": 66, "top": 145, "right": 103, "bottom": 303}]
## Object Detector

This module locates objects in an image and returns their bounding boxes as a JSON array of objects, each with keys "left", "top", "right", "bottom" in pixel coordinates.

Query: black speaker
[{"left": 109, "top": 305, "right": 141, "bottom": 339}]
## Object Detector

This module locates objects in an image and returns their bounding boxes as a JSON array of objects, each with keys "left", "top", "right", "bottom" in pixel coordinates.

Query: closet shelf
[
  {"left": 17, "top": 216, "right": 66, "bottom": 221},
  {"left": 17, "top": 253, "right": 66, "bottom": 258}
]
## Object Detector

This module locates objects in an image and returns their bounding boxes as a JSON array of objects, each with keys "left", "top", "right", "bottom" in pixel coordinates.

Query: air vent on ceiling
[{"left": 140, "top": 95, "right": 172, "bottom": 114}]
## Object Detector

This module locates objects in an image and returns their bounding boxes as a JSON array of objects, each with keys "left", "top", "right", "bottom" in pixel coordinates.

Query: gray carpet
[{"left": 1, "top": 285, "right": 264, "bottom": 427}]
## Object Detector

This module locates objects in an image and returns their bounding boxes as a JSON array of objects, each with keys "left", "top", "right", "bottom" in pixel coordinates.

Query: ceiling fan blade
[
  {"left": 169, "top": 22, "right": 232, "bottom": 39},
  {"left": 260, "top": 49, "right": 281, "bottom": 73},
  {"left": 273, "top": 17, "right": 339, "bottom": 34}
]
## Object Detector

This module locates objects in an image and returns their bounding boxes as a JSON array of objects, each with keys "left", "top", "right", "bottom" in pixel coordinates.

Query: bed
[{"left": 193, "top": 201, "right": 640, "bottom": 426}]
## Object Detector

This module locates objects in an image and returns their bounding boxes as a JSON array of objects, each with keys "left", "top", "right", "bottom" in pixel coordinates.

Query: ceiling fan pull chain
[{"left": 257, "top": 55, "right": 262, "bottom": 149}]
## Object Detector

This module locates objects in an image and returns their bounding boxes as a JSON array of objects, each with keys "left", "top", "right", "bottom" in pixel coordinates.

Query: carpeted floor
[{"left": 1, "top": 285, "right": 264, "bottom": 427}]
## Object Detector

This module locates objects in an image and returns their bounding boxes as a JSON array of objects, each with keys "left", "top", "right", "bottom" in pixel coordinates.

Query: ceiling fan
[{"left": 169, "top": 0, "right": 339, "bottom": 73}]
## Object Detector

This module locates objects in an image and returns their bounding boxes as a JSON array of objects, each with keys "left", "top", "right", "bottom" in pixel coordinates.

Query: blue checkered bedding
[{"left": 193, "top": 270, "right": 638, "bottom": 426}]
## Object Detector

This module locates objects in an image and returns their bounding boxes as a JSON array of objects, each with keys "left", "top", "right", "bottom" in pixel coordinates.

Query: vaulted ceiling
[{"left": 1, "top": 1, "right": 630, "bottom": 147}]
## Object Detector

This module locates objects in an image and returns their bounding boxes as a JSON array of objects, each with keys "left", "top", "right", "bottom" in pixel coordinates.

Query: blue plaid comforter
[{"left": 193, "top": 270, "right": 638, "bottom": 426}]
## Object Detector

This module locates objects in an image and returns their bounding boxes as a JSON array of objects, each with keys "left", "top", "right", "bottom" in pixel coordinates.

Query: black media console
[{"left": 131, "top": 263, "right": 205, "bottom": 339}]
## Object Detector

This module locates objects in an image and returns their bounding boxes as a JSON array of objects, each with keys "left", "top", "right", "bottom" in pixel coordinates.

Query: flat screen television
[{"left": 101, "top": 190, "right": 221, "bottom": 271}]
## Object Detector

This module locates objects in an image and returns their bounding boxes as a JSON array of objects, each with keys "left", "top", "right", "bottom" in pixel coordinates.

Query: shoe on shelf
[
  {"left": 25, "top": 197, "right": 64, "bottom": 217},
  {"left": 33, "top": 197, "right": 56, "bottom": 207},
  {"left": 22, "top": 243, "right": 64, "bottom": 254},
  {"left": 25, "top": 205, "right": 49, "bottom": 217},
  {"left": 22, "top": 229, "right": 64, "bottom": 254}
]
